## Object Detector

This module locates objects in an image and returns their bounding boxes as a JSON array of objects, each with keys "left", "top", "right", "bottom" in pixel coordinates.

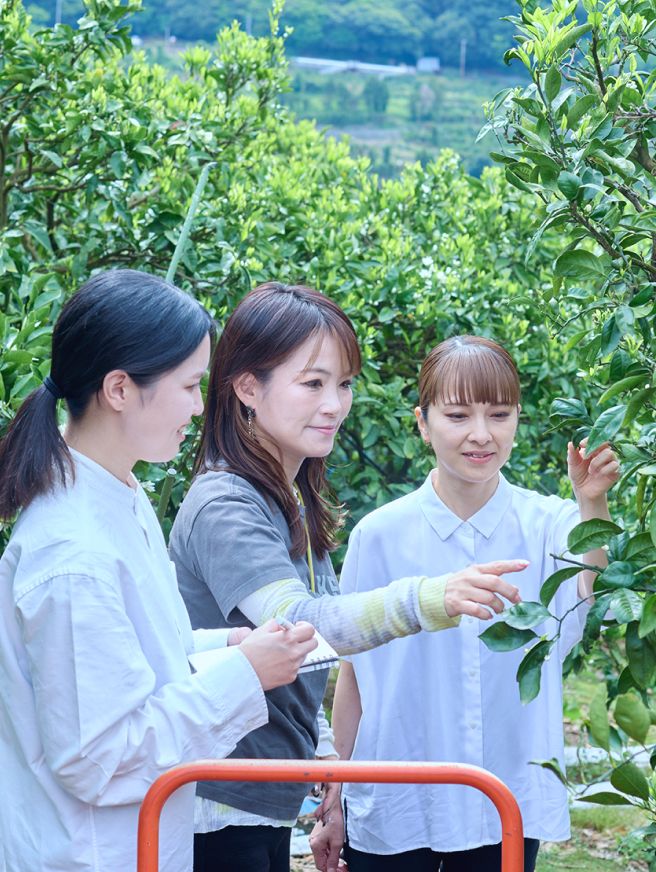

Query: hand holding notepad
[{"left": 278, "top": 618, "right": 340, "bottom": 673}]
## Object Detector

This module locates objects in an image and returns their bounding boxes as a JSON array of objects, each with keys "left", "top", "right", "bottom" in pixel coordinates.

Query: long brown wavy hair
[{"left": 196, "top": 282, "right": 361, "bottom": 559}]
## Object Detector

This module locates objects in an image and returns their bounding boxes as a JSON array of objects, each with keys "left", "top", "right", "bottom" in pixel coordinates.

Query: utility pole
[
  {"left": 55, "top": 0, "right": 62, "bottom": 25},
  {"left": 245, "top": 12, "right": 252, "bottom": 35},
  {"left": 459, "top": 37, "right": 467, "bottom": 77}
]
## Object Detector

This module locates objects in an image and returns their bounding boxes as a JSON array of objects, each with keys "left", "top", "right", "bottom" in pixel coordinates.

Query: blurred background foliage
[
  {"left": 22, "top": 0, "right": 530, "bottom": 177},
  {"left": 24, "top": 0, "right": 516, "bottom": 70}
]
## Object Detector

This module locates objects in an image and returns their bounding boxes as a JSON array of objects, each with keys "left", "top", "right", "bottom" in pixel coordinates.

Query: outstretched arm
[{"left": 237, "top": 560, "right": 526, "bottom": 656}]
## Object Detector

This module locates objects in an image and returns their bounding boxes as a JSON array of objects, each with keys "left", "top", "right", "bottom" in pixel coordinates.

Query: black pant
[
  {"left": 344, "top": 838, "right": 540, "bottom": 872},
  {"left": 193, "top": 825, "right": 292, "bottom": 872}
]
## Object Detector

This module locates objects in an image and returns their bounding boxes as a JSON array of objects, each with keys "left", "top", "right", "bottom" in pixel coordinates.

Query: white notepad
[{"left": 299, "top": 629, "right": 340, "bottom": 674}]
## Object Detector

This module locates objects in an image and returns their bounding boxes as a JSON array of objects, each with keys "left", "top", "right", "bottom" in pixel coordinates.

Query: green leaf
[
  {"left": 479, "top": 622, "right": 537, "bottom": 652},
  {"left": 578, "top": 791, "right": 633, "bottom": 806},
  {"left": 517, "top": 639, "right": 555, "bottom": 704},
  {"left": 545, "top": 66, "right": 562, "bottom": 102},
  {"left": 589, "top": 688, "right": 610, "bottom": 751},
  {"left": 550, "top": 396, "right": 590, "bottom": 423},
  {"left": 557, "top": 170, "right": 583, "bottom": 200},
  {"left": 41, "top": 149, "right": 63, "bottom": 168},
  {"left": 598, "top": 562, "right": 635, "bottom": 590},
  {"left": 532, "top": 757, "right": 568, "bottom": 787},
  {"left": 624, "top": 388, "right": 656, "bottom": 427},
  {"left": 617, "top": 666, "right": 638, "bottom": 695},
  {"left": 581, "top": 593, "right": 611, "bottom": 654},
  {"left": 609, "top": 589, "right": 643, "bottom": 622},
  {"left": 626, "top": 622, "right": 656, "bottom": 689},
  {"left": 553, "top": 23, "right": 593, "bottom": 58},
  {"left": 540, "top": 566, "right": 580, "bottom": 607},
  {"left": 567, "top": 93, "right": 598, "bottom": 128},
  {"left": 23, "top": 220, "right": 53, "bottom": 254},
  {"left": 553, "top": 249, "right": 611, "bottom": 279},
  {"left": 134, "top": 143, "right": 158, "bottom": 158},
  {"left": 567, "top": 519, "right": 623, "bottom": 554},
  {"left": 600, "top": 315, "right": 622, "bottom": 356},
  {"left": 610, "top": 762, "right": 650, "bottom": 801},
  {"left": 632, "top": 822, "right": 656, "bottom": 841},
  {"left": 651, "top": 504, "right": 656, "bottom": 549},
  {"left": 563, "top": 328, "right": 590, "bottom": 353},
  {"left": 631, "top": 285, "right": 655, "bottom": 307},
  {"left": 525, "top": 208, "right": 569, "bottom": 264},
  {"left": 625, "top": 532, "right": 656, "bottom": 560},
  {"left": 585, "top": 405, "right": 626, "bottom": 454},
  {"left": 505, "top": 168, "right": 534, "bottom": 194},
  {"left": 640, "top": 595, "right": 656, "bottom": 638},
  {"left": 557, "top": 171, "right": 581, "bottom": 200},
  {"left": 503, "top": 601, "right": 552, "bottom": 630},
  {"left": 615, "top": 305, "right": 635, "bottom": 334},
  {"left": 614, "top": 692, "right": 651, "bottom": 744},
  {"left": 598, "top": 374, "right": 648, "bottom": 404}
]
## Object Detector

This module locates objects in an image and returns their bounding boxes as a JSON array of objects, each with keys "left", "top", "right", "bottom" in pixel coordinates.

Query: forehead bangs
[
  {"left": 303, "top": 317, "right": 361, "bottom": 377},
  {"left": 420, "top": 337, "right": 520, "bottom": 409},
  {"left": 329, "top": 318, "right": 361, "bottom": 376},
  {"left": 232, "top": 283, "right": 361, "bottom": 382}
]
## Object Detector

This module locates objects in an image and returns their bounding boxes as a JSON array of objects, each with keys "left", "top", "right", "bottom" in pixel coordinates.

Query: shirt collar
[
  {"left": 418, "top": 471, "right": 513, "bottom": 540},
  {"left": 69, "top": 447, "right": 140, "bottom": 509}
]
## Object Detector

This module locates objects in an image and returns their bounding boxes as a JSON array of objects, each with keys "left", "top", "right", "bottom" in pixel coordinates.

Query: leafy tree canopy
[{"left": 26, "top": 0, "right": 518, "bottom": 69}]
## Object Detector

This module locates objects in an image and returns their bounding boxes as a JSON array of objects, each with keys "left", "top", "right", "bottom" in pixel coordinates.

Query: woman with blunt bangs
[
  {"left": 170, "top": 287, "right": 529, "bottom": 872},
  {"left": 331, "top": 336, "right": 620, "bottom": 872},
  {"left": 0, "top": 270, "right": 317, "bottom": 872}
]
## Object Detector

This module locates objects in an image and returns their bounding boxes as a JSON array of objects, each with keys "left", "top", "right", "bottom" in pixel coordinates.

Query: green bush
[{"left": 1, "top": 0, "right": 592, "bottom": 547}]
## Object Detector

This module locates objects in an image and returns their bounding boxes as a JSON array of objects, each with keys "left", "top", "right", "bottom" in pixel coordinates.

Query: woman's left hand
[
  {"left": 567, "top": 439, "right": 620, "bottom": 502},
  {"left": 227, "top": 627, "right": 252, "bottom": 645},
  {"left": 309, "top": 781, "right": 346, "bottom": 872}
]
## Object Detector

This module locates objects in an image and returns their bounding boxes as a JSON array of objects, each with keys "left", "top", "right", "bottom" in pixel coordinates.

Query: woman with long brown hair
[{"left": 170, "top": 287, "right": 528, "bottom": 872}]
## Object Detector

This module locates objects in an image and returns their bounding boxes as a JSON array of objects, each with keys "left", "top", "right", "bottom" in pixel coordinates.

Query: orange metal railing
[{"left": 137, "top": 759, "right": 524, "bottom": 872}]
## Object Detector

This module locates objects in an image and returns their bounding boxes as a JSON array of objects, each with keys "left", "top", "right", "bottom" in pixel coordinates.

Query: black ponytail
[
  {"left": 0, "top": 385, "right": 71, "bottom": 520},
  {"left": 0, "top": 269, "right": 213, "bottom": 520}
]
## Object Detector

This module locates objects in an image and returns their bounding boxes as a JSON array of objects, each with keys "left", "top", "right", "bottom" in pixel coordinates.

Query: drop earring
[{"left": 246, "top": 406, "right": 256, "bottom": 439}]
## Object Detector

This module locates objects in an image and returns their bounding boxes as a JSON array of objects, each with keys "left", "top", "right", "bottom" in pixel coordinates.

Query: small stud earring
[{"left": 246, "top": 406, "right": 256, "bottom": 439}]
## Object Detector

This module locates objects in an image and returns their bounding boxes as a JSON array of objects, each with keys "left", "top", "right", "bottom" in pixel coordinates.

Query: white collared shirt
[
  {"left": 341, "top": 473, "right": 584, "bottom": 853},
  {"left": 0, "top": 450, "right": 267, "bottom": 872}
]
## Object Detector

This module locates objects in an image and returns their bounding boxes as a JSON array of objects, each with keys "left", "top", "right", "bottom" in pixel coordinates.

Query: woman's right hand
[
  {"left": 239, "top": 619, "right": 318, "bottom": 690},
  {"left": 444, "top": 559, "right": 528, "bottom": 620}
]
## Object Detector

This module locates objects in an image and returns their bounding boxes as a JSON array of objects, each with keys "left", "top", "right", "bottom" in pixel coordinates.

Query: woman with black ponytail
[{"left": 0, "top": 270, "right": 316, "bottom": 872}]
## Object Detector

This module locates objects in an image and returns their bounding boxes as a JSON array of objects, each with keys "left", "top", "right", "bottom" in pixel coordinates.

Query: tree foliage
[
  {"left": 26, "top": 0, "right": 519, "bottom": 70},
  {"left": 1, "top": 0, "right": 591, "bottom": 555},
  {"left": 480, "top": 0, "right": 656, "bottom": 827}
]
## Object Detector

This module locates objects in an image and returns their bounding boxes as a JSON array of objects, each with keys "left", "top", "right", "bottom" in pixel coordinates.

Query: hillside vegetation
[{"left": 27, "top": 0, "right": 517, "bottom": 70}]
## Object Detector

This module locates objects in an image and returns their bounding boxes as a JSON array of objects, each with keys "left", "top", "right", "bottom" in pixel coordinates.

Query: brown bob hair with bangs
[
  {"left": 196, "top": 282, "right": 361, "bottom": 560},
  {"left": 419, "top": 335, "right": 521, "bottom": 416}
]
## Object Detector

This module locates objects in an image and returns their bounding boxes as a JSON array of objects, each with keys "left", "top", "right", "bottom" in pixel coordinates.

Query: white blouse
[
  {"left": 341, "top": 473, "right": 585, "bottom": 853},
  {"left": 0, "top": 451, "right": 267, "bottom": 872}
]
